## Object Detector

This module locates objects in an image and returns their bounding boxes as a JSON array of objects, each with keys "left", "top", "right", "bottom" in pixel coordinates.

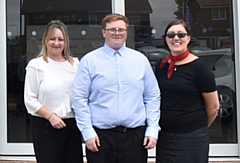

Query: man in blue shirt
[{"left": 72, "top": 13, "right": 160, "bottom": 163}]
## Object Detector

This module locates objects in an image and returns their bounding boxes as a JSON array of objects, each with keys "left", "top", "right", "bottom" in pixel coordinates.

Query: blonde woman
[{"left": 24, "top": 20, "right": 83, "bottom": 163}]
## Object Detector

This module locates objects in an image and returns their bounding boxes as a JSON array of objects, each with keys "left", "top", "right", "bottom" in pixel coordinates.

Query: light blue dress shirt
[{"left": 72, "top": 44, "right": 161, "bottom": 141}]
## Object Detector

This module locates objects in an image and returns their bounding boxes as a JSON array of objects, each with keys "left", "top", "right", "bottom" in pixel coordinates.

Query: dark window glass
[
  {"left": 6, "top": 0, "right": 111, "bottom": 143},
  {"left": 126, "top": 0, "right": 236, "bottom": 143}
]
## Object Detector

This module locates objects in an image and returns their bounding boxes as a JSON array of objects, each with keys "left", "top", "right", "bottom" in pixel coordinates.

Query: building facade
[{"left": 0, "top": 0, "right": 240, "bottom": 161}]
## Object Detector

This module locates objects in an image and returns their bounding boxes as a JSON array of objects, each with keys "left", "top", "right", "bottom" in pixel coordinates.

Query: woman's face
[
  {"left": 46, "top": 28, "right": 65, "bottom": 58},
  {"left": 165, "top": 24, "right": 191, "bottom": 56}
]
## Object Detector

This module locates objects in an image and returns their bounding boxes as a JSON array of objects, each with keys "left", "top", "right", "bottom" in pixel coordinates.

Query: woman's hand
[{"left": 48, "top": 113, "right": 66, "bottom": 129}]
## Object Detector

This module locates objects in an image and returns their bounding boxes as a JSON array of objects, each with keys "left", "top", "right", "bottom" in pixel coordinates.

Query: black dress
[{"left": 155, "top": 58, "right": 216, "bottom": 163}]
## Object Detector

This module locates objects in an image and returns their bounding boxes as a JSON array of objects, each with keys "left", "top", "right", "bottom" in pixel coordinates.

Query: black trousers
[
  {"left": 86, "top": 126, "right": 147, "bottom": 163},
  {"left": 31, "top": 116, "right": 83, "bottom": 163}
]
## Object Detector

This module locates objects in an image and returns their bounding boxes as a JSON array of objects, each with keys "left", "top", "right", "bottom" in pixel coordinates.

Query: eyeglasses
[
  {"left": 105, "top": 28, "right": 127, "bottom": 34},
  {"left": 166, "top": 33, "right": 189, "bottom": 39}
]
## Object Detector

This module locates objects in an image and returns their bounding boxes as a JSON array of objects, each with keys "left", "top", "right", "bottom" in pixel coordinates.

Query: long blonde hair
[{"left": 38, "top": 20, "right": 74, "bottom": 64}]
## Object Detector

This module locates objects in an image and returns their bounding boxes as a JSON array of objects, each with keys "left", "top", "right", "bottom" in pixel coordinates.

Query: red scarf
[{"left": 160, "top": 49, "right": 190, "bottom": 78}]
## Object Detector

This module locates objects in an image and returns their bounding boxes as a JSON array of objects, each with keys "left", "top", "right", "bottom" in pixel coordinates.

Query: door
[{"left": 0, "top": 0, "right": 239, "bottom": 160}]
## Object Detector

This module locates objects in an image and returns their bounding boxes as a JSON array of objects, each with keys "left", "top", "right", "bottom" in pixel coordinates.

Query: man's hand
[
  {"left": 143, "top": 136, "right": 157, "bottom": 149},
  {"left": 86, "top": 136, "right": 100, "bottom": 152}
]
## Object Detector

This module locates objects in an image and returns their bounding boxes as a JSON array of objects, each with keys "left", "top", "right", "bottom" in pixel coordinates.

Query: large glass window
[
  {"left": 6, "top": 0, "right": 111, "bottom": 143},
  {"left": 5, "top": 0, "right": 238, "bottom": 158},
  {"left": 126, "top": 0, "right": 236, "bottom": 143}
]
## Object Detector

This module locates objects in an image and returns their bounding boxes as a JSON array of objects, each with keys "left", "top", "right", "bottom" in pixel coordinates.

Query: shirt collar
[{"left": 103, "top": 44, "right": 126, "bottom": 57}]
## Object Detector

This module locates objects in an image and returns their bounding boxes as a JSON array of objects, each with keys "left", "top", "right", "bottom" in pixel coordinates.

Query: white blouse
[{"left": 24, "top": 56, "right": 79, "bottom": 118}]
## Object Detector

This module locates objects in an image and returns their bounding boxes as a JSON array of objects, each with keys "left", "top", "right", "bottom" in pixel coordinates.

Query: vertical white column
[
  {"left": 232, "top": 0, "right": 240, "bottom": 157},
  {"left": 0, "top": 0, "right": 7, "bottom": 154},
  {"left": 112, "top": 0, "right": 125, "bottom": 15},
  {"left": 111, "top": 0, "right": 126, "bottom": 47}
]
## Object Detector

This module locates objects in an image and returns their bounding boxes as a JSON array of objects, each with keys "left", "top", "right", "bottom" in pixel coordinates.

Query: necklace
[
  {"left": 160, "top": 49, "right": 190, "bottom": 78},
  {"left": 174, "top": 66, "right": 177, "bottom": 71}
]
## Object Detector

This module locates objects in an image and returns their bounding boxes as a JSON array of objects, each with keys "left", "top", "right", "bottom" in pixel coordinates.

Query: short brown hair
[{"left": 102, "top": 13, "right": 129, "bottom": 30}]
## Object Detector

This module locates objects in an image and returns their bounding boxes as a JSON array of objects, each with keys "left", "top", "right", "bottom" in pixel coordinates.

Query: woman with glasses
[
  {"left": 154, "top": 19, "right": 220, "bottom": 163},
  {"left": 24, "top": 20, "right": 83, "bottom": 163}
]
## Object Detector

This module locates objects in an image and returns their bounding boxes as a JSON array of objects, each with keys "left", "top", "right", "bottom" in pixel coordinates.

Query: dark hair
[
  {"left": 164, "top": 19, "right": 190, "bottom": 37},
  {"left": 102, "top": 13, "right": 129, "bottom": 30},
  {"left": 38, "top": 20, "right": 74, "bottom": 64}
]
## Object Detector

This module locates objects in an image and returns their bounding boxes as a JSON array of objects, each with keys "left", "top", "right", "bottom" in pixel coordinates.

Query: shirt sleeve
[
  {"left": 72, "top": 57, "right": 97, "bottom": 141},
  {"left": 196, "top": 59, "right": 216, "bottom": 93},
  {"left": 24, "top": 61, "right": 43, "bottom": 114},
  {"left": 143, "top": 60, "right": 161, "bottom": 139}
]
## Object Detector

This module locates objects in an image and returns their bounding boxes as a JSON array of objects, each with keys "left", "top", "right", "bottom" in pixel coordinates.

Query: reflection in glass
[
  {"left": 6, "top": 0, "right": 237, "bottom": 144},
  {"left": 126, "top": 0, "right": 236, "bottom": 143},
  {"left": 7, "top": 0, "right": 111, "bottom": 143},
  {"left": 196, "top": 48, "right": 236, "bottom": 143}
]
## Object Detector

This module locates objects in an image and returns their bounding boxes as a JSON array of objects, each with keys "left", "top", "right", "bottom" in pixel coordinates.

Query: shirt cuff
[
  {"left": 82, "top": 127, "right": 98, "bottom": 142},
  {"left": 145, "top": 126, "right": 160, "bottom": 139}
]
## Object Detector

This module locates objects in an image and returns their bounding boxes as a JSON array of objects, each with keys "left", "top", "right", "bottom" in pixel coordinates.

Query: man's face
[{"left": 102, "top": 20, "right": 127, "bottom": 50}]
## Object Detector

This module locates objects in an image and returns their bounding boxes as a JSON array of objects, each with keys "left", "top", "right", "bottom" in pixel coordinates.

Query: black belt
[
  {"left": 93, "top": 125, "right": 146, "bottom": 133},
  {"left": 109, "top": 125, "right": 146, "bottom": 132}
]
